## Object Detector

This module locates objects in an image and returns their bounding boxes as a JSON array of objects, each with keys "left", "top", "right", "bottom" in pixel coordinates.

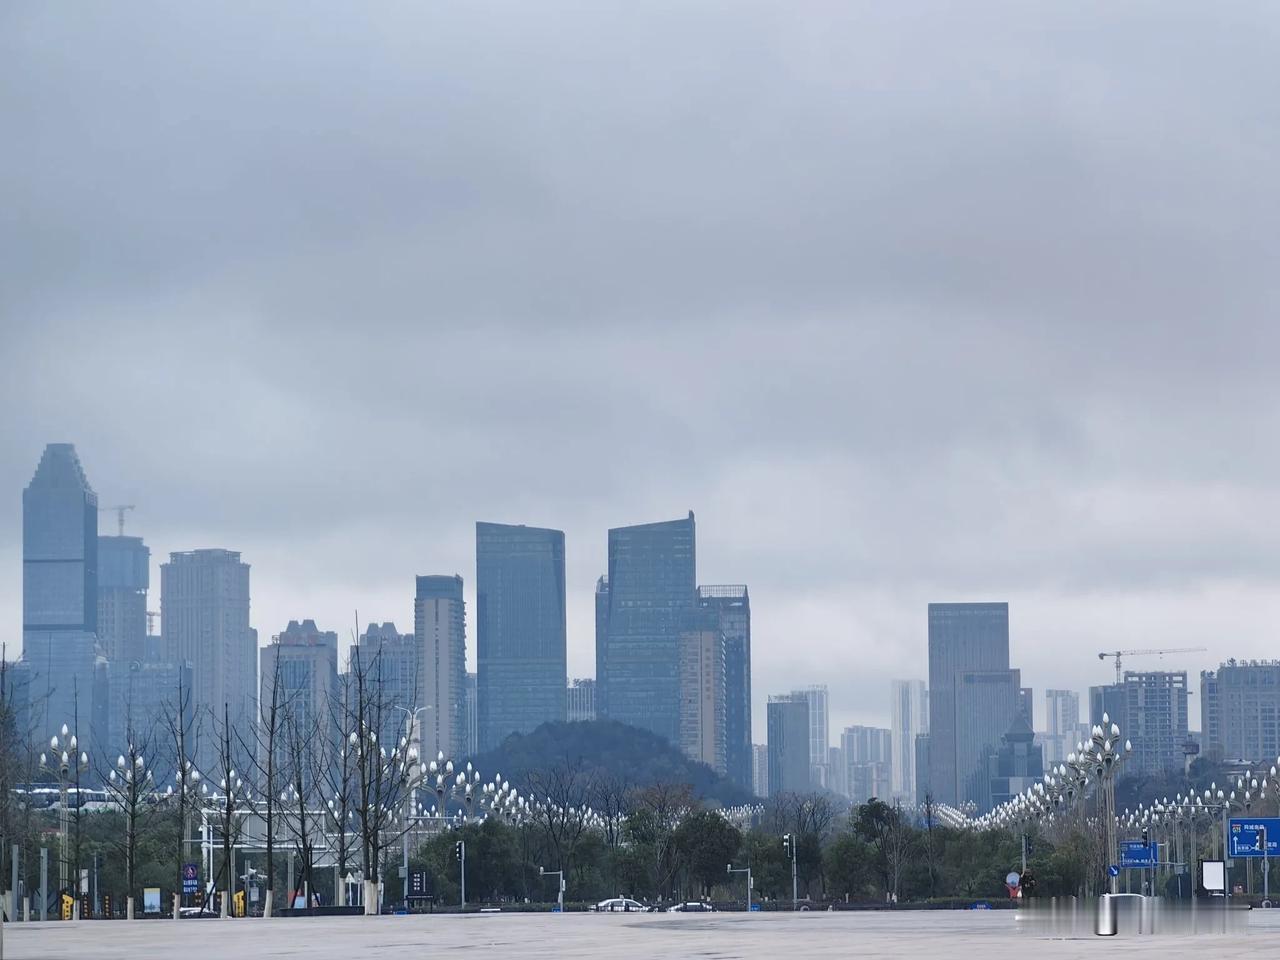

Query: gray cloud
[{"left": 3, "top": 1, "right": 1279, "bottom": 734}]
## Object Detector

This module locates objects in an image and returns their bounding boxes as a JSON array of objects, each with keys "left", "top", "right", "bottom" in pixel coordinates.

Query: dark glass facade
[
  {"left": 600, "top": 513, "right": 696, "bottom": 744},
  {"left": 767, "top": 695, "right": 809, "bottom": 796},
  {"left": 22, "top": 444, "right": 102, "bottom": 747},
  {"left": 476, "top": 522, "right": 567, "bottom": 751},
  {"left": 23, "top": 444, "right": 98, "bottom": 636},
  {"left": 698, "top": 585, "right": 751, "bottom": 791},
  {"left": 926, "top": 601, "right": 1010, "bottom": 807},
  {"left": 97, "top": 535, "right": 149, "bottom": 663}
]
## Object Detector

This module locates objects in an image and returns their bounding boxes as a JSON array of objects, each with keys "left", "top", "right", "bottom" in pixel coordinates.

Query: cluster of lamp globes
[
  {"left": 974, "top": 715, "right": 1133, "bottom": 834},
  {"left": 38, "top": 724, "right": 89, "bottom": 779}
]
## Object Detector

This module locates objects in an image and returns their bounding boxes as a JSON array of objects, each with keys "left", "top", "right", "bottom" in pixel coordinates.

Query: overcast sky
[{"left": 4, "top": 1, "right": 1279, "bottom": 738}]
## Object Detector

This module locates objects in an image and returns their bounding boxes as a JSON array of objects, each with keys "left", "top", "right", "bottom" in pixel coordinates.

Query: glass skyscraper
[
  {"left": 598, "top": 512, "right": 696, "bottom": 744},
  {"left": 698, "top": 585, "right": 751, "bottom": 790},
  {"left": 475, "top": 522, "right": 567, "bottom": 751},
  {"left": 98, "top": 534, "right": 150, "bottom": 663},
  {"left": 22, "top": 443, "right": 102, "bottom": 746},
  {"left": 766, "top": 694, "right": 809, "bottom": 796},
  {"left": 926, "top": 601, "right": 1011, "bottom": 807}
]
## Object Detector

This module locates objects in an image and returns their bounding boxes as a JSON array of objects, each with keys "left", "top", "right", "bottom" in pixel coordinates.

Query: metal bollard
[{"left": 1095, "top": 894, "right": 1117, "bottom": 936}]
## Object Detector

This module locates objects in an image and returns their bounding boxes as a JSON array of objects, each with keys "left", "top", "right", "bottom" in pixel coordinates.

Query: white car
[
  {"left": 593, "top": 897, "right": 646, "bottom": 913},
  {"left": 667, "top": 902, "right": 716, "bottom": 913}
]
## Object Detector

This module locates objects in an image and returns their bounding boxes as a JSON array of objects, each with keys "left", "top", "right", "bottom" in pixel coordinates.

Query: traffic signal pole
[{"left": 455, "top": 840, "right": 466, "bottom": 909}]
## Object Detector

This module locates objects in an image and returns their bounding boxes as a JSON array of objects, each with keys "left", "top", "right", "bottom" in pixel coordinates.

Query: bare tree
[
  {"left": 278, "top": 704, "right": 323, "bottom": 912},
  {"left": 206, "top": 704, "right": 252, "bottom": 917},
  {"left": 525, "top": 762, "right": 594, "bottom": 879},
  {"left": 251, "top": 647, "right": 295, "bottom": 918},
  {"left": 630, "top": 781, "right": 696, "bottom": 900},
  {"left": 345, "top": 646, "right": 422, "bottom": 914},
  {"left": 164, "top": 673, "right": 200, "bottom": 918},
  {"left": 99, "top": 720, "right": 160, "bottom": 919}
]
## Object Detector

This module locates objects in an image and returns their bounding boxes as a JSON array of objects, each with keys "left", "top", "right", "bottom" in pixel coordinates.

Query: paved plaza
[{"left": 4, "top": 908, "right": 1277, "bottom": 959}]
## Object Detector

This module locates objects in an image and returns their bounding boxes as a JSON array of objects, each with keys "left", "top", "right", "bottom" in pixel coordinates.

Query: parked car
[
  {"left": 667, "top": 902, "right": 716, "bottom": 913},
  {"left": 593, "top": 897, "right": 647, "bottom": 913}
]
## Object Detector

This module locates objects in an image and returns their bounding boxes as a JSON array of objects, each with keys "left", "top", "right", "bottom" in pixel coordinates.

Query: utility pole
[
  {"left": 782, "top": 834, "right": 798, "bottom": 908},
  {"left": 455, "top": 840, "right": 466, "bottom": 909}
]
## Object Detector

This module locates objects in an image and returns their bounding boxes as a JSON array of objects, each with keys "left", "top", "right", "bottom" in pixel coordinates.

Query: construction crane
[
  {"left": 99, "top": 504, "right": 136, "bottom": 536},
  {"left": 1098, "top": 647, "right": 1208, "bottom": 683}
]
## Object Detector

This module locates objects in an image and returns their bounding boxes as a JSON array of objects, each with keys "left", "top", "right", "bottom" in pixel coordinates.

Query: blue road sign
[
  {"left": 1107, "top": 865, "right": 1120, "bottom": 878},
  {"left": 1229, "top": 818, "right": 1280, "bottom": 859},
  {"left": 1119, "top": 841, "right": 1155, "bottom": 868},
  {"left": 182, "top": 863, "right": 199, "bottom": 895}
]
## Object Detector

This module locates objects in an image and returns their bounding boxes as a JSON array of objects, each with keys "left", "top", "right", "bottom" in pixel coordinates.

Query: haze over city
[{"left": 5, "top": 1, "right": 1280, "bottom": 737}]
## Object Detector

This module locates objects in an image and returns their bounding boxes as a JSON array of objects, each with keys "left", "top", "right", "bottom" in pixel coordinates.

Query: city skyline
[{"left": 4, "top": 440, "right": 1238, "bottom": 739}]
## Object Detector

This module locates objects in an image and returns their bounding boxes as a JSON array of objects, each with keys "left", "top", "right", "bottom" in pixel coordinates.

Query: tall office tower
[
  {"left": 752, "top": 744, "right": 770, "bottom": 798},
  {"left": 1123, "top": 671, "right": 1189, "bottom": 777},
  {"left": 566, "top": 678, "right": 596, "bottom": 722},
  {"left": 260, "top": 620, "right": 339, "bottom": 767},
  {"left": 842, "top": 725, "right": 892, "bottom": 764},
  {"left": 767, "top": 695, "right": 809, "bottom": 796},
  {"left": 890, "top": 679, "right": 928, "bottom": 801},
  {"left": 955, "top": 667, "right": 1022, "bottom": 810},
  {"left": 97, "top": 535, "right": 149, "bottom": 663},
  {"left": 1018, "top": 687, "right": 1034, "bottom": 723},
  {"left": 697, "top": 586, "right": 751, "bottom": 791},
  {"left": 987, "top": 713, "right": 1044, "bottom": 807},
  {"left": 678, "top": 625, "right": 726, "bottom": 774},
  {"left": 1044, "top": 689, "right": 1081, "bottom": 764},
  {"left": 1201, "top": 661, "right": 1280, "bottom": 763},
  {"left": 842, "top": 724, "right": 893, "bottom": 803},
  {"left": 161, "top": 549, "right": 257, "bottom": 758},
  {"left": 593, "top": 576, "right": 610, "bottom": 718},
  {"left": 21, "top": 444, "right": 103, "bottom": 746},
  {"left": 353, "top": 622, "right": 418, "bottom": 747},
  {"left": 463, "top": 672, "right": 478, "bottom": 756},
  {"left": 927, "top": 602, "right": 1010, "bottom": 807},
  {"left": 106, "top": 659, "right": 193, "bottom": 777},
  {"left": 914, "top": 734, "right": 931, "bottom": 804},
  {"left": 827, "top": 746, "right": 849, "bottom": 797},
  {"left": 415, "top": 575, "right": 467, "bottom": 759},
  {"left": 790, "top": 685, "right": 830, "bottom": 784},
  {"left": 1089, "top": 683, "right": 1128, "bottom": 729},
  {"left": 475, "top": 522, "right": 567, "bottom": 751},
  {"left": 599, "top": 513, "right": 696, "bottom": 743},
  {"left": 849, "top": 762, "right": 893, "bottom": 804}
]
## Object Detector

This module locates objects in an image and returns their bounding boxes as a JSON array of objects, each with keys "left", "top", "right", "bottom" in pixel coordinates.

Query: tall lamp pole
[{"left": 39, "top": 725, "right": 89, "bottom": 909}]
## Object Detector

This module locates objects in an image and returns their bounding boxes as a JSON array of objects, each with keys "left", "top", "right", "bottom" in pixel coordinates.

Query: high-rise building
[
  {"left": 848, "top": 761, "right": 892, "bottom": 804},
  {"left": 1043, "top": 689, "right": 1081, "bottom": 765},
  {"left": 678, "top": 626, "right": 726, "bottom": 774},
  {"left": 914, "top": 734, "right": 931, "bottom": 804},
  {"left": 987, "top": 713, "right": 1044, "bottom": 808},
  {"left": 890, "top": 679, "right": 928, "bottom": 801},
  {"left": 475, "top": 522, "right": 567, "bottom": 751},
  {"left": 463, "top": 671, "right": 478, "bottom": 756},
  {"left": 260, "top": 620, "right": 339, "bottom": 771},
  {"left": 415, "top": 575, "right": 467, "bottom": 759},
  {"left": 751, "top": 743, "right": 769, "bottom": 798},
  {"left": 927, "top": 602, "right": 1010, "bottom": 807},
  {"left": 767, "top": 695, "right": 809, "bottom": 796},
  {"left": 352, "top": 622, "right": 418, "bottom": 748},
  {"left": 1123, "top": 671, "right": 1189, "bottom": 777},
  {"left": 697, "top": 586, "right": 751, "bottom": 791},
  {"left": 827, "top": 745, "right": 849, "bottom": 797},
  {"left": 598, "top": 513, "right": 696, "bottom": 744},
  {"left": 1089, "top": 683, "right": 1127, "bottom": 730},
  {"left": 97, "top": 535, "right": 149, "bottom": 664},
  {"left": 1201, "top": 661, "right": 1280, "bottom": 763},
  {"left": 21, "top": 444, "right": 103, "bottom": 746},
  {"left": 566, "top": 678, "right": 596, "bottom": 722},
  {"left": 106, "top": 658, "right": 193, "bottom": 779},
  {"left": 161, "top": 549, "right": 257, "bottom": 758},
  {"left": 791, "top": 685, "right": 830, "bottom": 785},
  {"left": 954, "top": 667, "right": 1022, "bottom": 809}
]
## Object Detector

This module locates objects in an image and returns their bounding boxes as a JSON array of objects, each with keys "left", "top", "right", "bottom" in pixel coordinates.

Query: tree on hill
[{"left": 466, "top": 720, "right": 754, "bottom": 807}]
